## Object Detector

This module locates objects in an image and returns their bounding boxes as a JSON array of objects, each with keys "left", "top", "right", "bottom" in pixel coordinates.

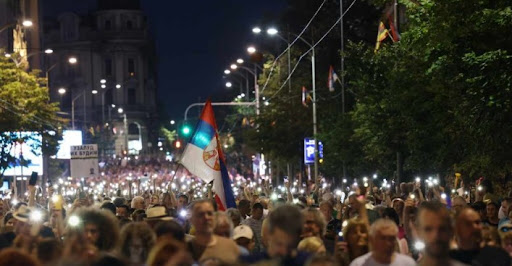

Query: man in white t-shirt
[{"left": 350, "top": 219, "right": 415, "bottom": 266}]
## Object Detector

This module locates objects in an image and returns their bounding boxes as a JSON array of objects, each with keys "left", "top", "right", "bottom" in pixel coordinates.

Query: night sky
[{"left": 42, "top": 0, "right": 286, "bottom": 120}]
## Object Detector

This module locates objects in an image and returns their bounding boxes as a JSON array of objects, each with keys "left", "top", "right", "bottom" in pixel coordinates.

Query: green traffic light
[{"left": 182, "top": 126, "right": 191, "bottom": 135}]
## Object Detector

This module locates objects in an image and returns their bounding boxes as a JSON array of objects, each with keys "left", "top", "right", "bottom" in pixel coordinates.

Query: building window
[
  {"left": 104, "top": 58, "right": 112, "bottom": 77},
  {"left": 128, "top": 58, "right": 136, "bottom": 76},
  {"left": 105, "top": 20, "right": 112, "bottom": 30},
  {"left": 126, "top": 20, "right": 133, "bottom": 30},
  {"left": 128, "top": 88, "right": 136, "bottom": 105}
]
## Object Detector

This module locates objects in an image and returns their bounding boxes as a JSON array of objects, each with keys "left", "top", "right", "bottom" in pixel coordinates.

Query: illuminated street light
[
  {"left": 44, "top": 49, "right": 53, "bottom": 54},
  {"left": 118, "top": 108, "right": 124, "bottom": 114},
  {"left": 68, "top": 57, "right": 77, "bottom": 64},
  {"left": 252, "top": 27, "right": 262, "bottom": 34},
  {"left": 170, "top": 120, "right": 175, "bottom": 125},
  {"left": 92, "top": 89, "right": 98, "bottom": 94},
  {"left": 111, "top": 104, "right": 116, "bottom": 108},
  {"left": 236, "top": 58, "right": 244, "bottom": 64},
  {"left": 116, "top": 84, "right": 121, "bottom": 89},
  {"left": 58, "top": 88, "right": 66, "bottom": 94},
  {"left": 22, "top": 20, "right": 33, "bottom": 27},
  {"left": 247, "top": 46, "right": 256, "bottom": 54},
  {"left": 100, "top": 79, "right": 106, "bottom": 84},
  {"left": 224, "top": 69, "right": 231, "bottom": 74},
  {"left": 230, "top": 64, "right": 238, "bottom": 70},
  {"left": 225, "top": 82, "right": 232, "bottom": 88},
  {"left": 101, "top": 84, "right": 106, "bottom": 89},
  {"left": 267, "top": 27, "right": 278, "bottom": 35}
]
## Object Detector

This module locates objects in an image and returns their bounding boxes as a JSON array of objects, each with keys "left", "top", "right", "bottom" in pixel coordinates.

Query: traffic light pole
[{"left": 183, "top": 102, "right": 256, "bottom": 121}]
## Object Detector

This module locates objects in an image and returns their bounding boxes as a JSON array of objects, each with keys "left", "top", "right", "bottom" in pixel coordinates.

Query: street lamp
[
  {"left": 252, "top": 27, "right": 262, "bottom": 34},
  {"left": 267, "top": 28, "right": 278, "bottom": 35},
  {"left": 255, "top": 27, "right": 319, "bottom": 182},
  {"left": 236, "top": 58, "right": 244, "bottom": 64},
  {"left": 116, "top": 84, "right": 121, "bottom": 89},
  {"left": 247, "top": 46, "right": 256, "bottom": 54},
  {"left": 230, "top": 64, "right": 238, "bottom": 70},
  {"left": 44, "top": 49, "right": 53, "bottom": 54},
  {"left": 225, "top": 82, "right": 232, "bottom": 88},
  {"left": 224, "top": 69, "right": 231, "bottom": 74},
  {"left": 100, "top": 79, "right": 106, "bottom": 84},
  {"left": 117, "top": 108, "right": 128, "bottom": 154},
  {"left": 22, "top": 20, "right": 33, "bottom": 27},
  {"left": 58, "top": 88, "right": 66, "bottom": 94},
  {"left": 68, "top": 57, "right": 77, "bottom": 64},
  {"left": 92, "top": 89, "right": 98, "bottom": 94},
  {"left": 0, "top": 19, "right": 33, "bottom": 34},
  {"left": 170, "top": 120, "right": 175, "bottom": 125}
]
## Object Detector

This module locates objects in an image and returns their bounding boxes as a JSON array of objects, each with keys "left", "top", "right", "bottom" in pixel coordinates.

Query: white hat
[
  {"left": 233, "top": 225, "right": 253, "bottom": 240},
  {"left": 13, "top": 205, "right": 31, "bottom": 223},
  {"left": 145, "top": 206, "right": 173, "bottom": 221}
]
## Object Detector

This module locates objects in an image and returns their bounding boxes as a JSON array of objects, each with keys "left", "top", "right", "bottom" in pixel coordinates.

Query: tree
[
  {"left": 0, "top": 52, "right": 63, "bottom": 178},
  {"left": 344, "top": 0, "right": 512, "bottom": 181}
]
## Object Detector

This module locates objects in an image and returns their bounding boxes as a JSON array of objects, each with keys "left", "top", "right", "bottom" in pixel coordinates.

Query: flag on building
[
  {"left": 180, "top": 100, "right": 236, "bottom": 211},
  {"left": 328, "top": 65, "right": 339, "bottom": 92},
  {"left": 302, "top": 86, "right": 312, "bottom": 107}
]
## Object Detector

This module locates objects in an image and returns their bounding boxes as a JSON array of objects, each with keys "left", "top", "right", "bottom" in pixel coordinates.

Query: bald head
[{"left": 455, "top": 208, "right": 482, "bottom": 250}]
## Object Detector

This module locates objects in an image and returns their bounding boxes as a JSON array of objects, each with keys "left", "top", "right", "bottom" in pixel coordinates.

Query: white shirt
[{"left": 349, "top": 252, "right": 416, "bottom": 266}]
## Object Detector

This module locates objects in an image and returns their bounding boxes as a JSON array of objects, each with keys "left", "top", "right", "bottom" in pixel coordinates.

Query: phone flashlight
[
  {"left": 68, "top": 215, "right": 81, "bottom": 227},
  {"left": 338, "top": 231, "right": 344, "bottom": 241}
]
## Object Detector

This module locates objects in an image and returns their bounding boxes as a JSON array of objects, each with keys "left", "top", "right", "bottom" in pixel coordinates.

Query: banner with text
[{"left": 70, "top": 144, "right": 99, "bottom": 178}]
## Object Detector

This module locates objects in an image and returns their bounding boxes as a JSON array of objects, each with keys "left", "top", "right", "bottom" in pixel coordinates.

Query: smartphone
[
  {"left": 52, "top": 195, "right": 63, "bottom": 210},
  {"left": 29, "top": 172, "right": 38, "bottom": 186}
]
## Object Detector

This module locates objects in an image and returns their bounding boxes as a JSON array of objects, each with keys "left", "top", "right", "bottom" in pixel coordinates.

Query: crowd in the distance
[{"left": 0, "top": 157, "right": 512, "bottom": 266}]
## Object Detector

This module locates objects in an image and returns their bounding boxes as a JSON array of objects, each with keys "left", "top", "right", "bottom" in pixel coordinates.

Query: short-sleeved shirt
[
  {"left": 187, "top": 235, "right": 240, "bottom": 264},
  {"left": 349, "top": 252, "right": 416, "bottom": 266}
]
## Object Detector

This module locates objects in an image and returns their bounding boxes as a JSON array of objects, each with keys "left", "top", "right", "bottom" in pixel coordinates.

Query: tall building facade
[
  {"left": 0, "top": 0, "right": 42, "bottom": 69},
  {"left": 44, "top": 0, "right": 158, "bottom": 156}
]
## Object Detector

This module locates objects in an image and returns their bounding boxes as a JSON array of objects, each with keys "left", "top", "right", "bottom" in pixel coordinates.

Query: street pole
[
  {"left": 254, "top": 64, "right": 260, "bottom": 115},
  {"left": 72, "top": 92, "right": 84, "bottom": 130},
  {"left": 340, "top": 0, "right": 347, "bottom": 179},
  {"left": 123, "top": 113, "right": 128, "bottom": 154},
  {"left": 311, "top": 47, "right": 319, "bottom": 187},
  {"left": 72, "top": 99, "right": 75, "bottom": 130},
  {"left": 102, "top": 92, "right": 105, "bottom": 125}
]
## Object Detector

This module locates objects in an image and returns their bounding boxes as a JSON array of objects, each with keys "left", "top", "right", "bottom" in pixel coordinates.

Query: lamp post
[
  {"left": 231, "top": 48, "right": 260, "bottom": 116},
  {"left": 0, "top": 19, "right": 32, "bottom": 34},
  {"left": 256, "top": 28, "right": 319, "bottom": 183},
  {"left": 118, "top": 108, "right": 128, "bottom": 155},
  {"left": 253, "top": 27, "right": 292, "bottom": 94},
  {"left": 46, "top": 56, "right": 78, "bottom": 100},
  {"left": 71, "top": 91, "right": 85, "bottom": 130}
]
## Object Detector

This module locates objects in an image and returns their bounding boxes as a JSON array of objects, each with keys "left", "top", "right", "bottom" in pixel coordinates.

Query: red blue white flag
[{"left": 180, "top": 100, "right": 236, "bottom": 211}]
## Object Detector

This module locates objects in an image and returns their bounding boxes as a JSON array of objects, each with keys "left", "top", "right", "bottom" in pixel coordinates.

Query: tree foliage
[{"left": 0, "top": 52, "right": 63, "bottom": 177}]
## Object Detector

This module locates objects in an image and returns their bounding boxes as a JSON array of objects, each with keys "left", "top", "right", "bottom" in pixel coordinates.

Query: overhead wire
[
  {"left": 259, "top": 0, "right": 328, "bottom": 95},
  {"left": 266, "top": 0, "right": 359, "bottom": 102}
]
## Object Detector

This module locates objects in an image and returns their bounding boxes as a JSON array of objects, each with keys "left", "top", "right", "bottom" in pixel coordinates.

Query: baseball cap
[{"left": 233, "top": 225, "right": 253, "bottom": 240}]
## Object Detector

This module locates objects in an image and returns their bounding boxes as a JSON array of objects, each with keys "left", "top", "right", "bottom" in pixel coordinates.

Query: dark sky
[{"left": 42, "top": 0, "right": 286, "bottom": 120}]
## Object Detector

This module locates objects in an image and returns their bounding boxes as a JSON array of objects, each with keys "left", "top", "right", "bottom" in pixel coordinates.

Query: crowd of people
[{"left": 0, "top": 156, "right": 511, "bottom": 266}]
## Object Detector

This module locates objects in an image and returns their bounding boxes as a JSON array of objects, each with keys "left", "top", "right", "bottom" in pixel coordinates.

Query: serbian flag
[
  {"left": 180, "top": 100, "right": 236, "bottom": 211},
  {"left": 328, "top": 65, "right": 339, "bottom": 92},
  {"left": 302, "top": 86, "right": 311, "bottom": 107}
]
